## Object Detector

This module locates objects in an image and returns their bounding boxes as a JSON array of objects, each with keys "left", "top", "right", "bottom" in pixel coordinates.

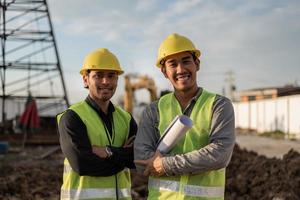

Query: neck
[
  {"left": 174, "top": 85, "right": 199, "bottom": 110},
  {"left": 90, "top": 95, "right": 110, "bottom": 114},
  {"left": 98, "top": 101, "right": 110, "bottom": 114}
]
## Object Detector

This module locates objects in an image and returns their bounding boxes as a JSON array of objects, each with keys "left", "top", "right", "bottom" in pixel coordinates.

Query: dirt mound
[
  {"left": 131, "top": 144, "right": 300, "bottom": 199},
  {"left": 225, "top": 144, "right": 300, "bottom": 200},
  {"left": 0, "top": 144, "right": 299, "bottom": 199}
]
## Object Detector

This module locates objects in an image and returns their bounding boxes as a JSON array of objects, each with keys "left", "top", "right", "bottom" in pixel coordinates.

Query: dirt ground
[
  {"left": 0, "top": 134, "right": 300, "bottom": 199},
  {"left": 0, "top": 146, "right": 63, "bottom": 200}
]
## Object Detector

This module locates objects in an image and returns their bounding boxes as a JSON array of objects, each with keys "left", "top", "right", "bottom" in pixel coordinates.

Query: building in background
[
  {"left": 238, "top": 85, "right": 300, "bottom": 102},
  {"left": 234, "top": 85, "right": 300, "bottom": 139}
]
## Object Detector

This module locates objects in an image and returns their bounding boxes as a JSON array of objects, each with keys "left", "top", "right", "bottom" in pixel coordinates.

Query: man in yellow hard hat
[
  {"left": 134, "top": 33, "right": 235, "bottom": 199},
  {"left": 57, "top": 48, "right": 137, "bottom": 200}
]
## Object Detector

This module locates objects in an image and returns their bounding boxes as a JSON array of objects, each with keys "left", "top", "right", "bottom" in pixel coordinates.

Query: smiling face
[
  {"left": 161, "top": 51, "right": 199, "bottom": 93},
  {"left": 83, "top": 70, "right": 118, "bottom": 103}
]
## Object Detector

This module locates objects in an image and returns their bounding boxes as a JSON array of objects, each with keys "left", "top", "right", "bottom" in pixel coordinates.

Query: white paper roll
[{"left": 157, "top": 115, "right": 193, "bottom": 153}]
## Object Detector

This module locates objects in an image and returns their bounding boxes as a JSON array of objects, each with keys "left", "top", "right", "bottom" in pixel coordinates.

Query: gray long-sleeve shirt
[{"left": 134, "top": 88, "right": 235, "bottom": 176}]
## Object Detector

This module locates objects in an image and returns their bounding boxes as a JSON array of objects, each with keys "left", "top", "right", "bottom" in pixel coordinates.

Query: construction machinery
[{"left": 124, "top": 74, "right": 157, "bottom": 113}]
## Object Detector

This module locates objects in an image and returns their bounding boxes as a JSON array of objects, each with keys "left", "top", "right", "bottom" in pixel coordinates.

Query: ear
[
  {"left": 160, "top": 66, "right": 168, "bottom": 78},
  {"left": 195, "top": 59, "right": 200, "bottom": 71},
  {"left": 83, "top": 74, "right": 88, "bottom": 88}
]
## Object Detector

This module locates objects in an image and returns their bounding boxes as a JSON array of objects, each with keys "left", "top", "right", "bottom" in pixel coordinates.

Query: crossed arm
[{"left": 58, "top": 110, "right": 137, "bottom": 176}]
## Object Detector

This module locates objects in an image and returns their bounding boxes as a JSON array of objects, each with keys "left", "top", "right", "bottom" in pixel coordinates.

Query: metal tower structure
[{"left": 0, "top": 0, "right": 69, "bottom": 127}]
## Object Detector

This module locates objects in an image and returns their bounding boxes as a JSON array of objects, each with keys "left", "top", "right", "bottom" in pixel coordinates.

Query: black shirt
[{"left": 57, "top": 96, "right": 137, "bottom": 176}]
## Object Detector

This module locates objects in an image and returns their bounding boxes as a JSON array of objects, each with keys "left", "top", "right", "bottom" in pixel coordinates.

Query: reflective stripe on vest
[
  {"left": 149, "top": 179, "right": 224, "bottom": 198},
  {"left": 61, "top": 188, "right": 131, "bottom": 199},
  {"left": 63, "top": 164, "right": 72, "bottom": 174}
]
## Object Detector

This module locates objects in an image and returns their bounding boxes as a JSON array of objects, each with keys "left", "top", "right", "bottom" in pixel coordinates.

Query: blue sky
[{"left": 48, "top": 0, "right": 300, "bottom": 104}]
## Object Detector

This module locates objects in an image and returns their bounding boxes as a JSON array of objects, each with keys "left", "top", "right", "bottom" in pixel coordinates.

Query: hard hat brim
[
  {"left": 80, "top": 68, "right": 124, "bottom": 75},
  {"left": 156, "top": 49, "right": 201, "bottom": 68}
]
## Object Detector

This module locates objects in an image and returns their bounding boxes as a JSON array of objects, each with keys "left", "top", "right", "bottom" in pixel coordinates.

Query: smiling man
[
  {"left": 57, "top": 48, "right": 137, "bottom": 200},
  {"left": 134, "top": 33, "right": 235, "bottom": 200}
]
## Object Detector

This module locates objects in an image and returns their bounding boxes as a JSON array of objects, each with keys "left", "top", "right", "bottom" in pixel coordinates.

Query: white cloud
[
  {"left": 168, "top": 0, "right": 202, "bottom": 16},
  {"left": 135, "top": 0, "right": 158, "bottom": 11},
  {"left": 46, "top": 0, "right": 300, "bottom": 102}
]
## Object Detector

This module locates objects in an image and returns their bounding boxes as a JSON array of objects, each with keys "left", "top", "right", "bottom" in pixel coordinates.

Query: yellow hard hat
[
  {"left": 80, "top": 48, "right": 124, "bottom": 75},
  {"left": 156, "top": 33, "right": 201, "bottom": 67}
]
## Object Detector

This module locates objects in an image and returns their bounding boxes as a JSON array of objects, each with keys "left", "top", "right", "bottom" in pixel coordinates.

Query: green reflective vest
[
  {"left": 57, "top": 101, "right": 132, "bottom": 200},
  {"left": 148, "top": 90, "right": 225, "bottom": 200}
]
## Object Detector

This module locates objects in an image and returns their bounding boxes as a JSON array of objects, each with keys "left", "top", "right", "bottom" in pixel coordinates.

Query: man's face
[
  {"left": 83, "top": 70, "right": 118, "bottom": 103},
  {"left": 161, "top": 52, "right": 199, "bottom": 92}
]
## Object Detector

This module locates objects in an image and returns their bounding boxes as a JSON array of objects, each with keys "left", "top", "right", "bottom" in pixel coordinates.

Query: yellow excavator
[{"left": 124, "top": 74, "right": 157, "bottom": 113}]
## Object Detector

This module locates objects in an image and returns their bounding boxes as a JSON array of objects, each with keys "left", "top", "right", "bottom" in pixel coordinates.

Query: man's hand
[
  {"left": 134, "top": 151, "right": 165, "bottom": 177},
  {"left": 92, "top": 146, "right": 107, "bottom": 158},
  {"left": 123, "top": 135, "right": 135, "bottom": 148}
]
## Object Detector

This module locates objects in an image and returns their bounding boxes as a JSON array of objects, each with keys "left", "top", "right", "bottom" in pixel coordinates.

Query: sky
[{"left": 47, "top": 0, "right": 300, "bottom": 104}]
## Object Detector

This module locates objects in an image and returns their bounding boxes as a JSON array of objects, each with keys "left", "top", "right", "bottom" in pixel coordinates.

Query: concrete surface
[{"left": 236, "top": 134, "right": 300, "bottom": 158}]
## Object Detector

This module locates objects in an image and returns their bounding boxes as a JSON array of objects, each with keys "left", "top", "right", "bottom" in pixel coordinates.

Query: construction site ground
[
  {"left": 0, "top": 132, "right": 299, "bottom": 199},
  {"left": 236, "top": 133, "right": 300, "bottom": 158}
]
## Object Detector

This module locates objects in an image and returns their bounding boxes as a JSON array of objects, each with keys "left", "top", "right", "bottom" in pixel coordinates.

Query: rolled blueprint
[{"left": 157, "top": 115, "right": 193, "bottom": 154}]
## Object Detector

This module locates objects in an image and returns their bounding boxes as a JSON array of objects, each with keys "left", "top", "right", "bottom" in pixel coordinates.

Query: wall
[
  {"left": 0, "top": 98, "right": 67, "bottom": 121},
  {"left": 234, "top": 94, "right": 300, "bottom": 138}
]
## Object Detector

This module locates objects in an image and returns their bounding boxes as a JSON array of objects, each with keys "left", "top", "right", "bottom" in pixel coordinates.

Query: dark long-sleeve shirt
[{"left": 58, "top": 96, "right": 137, "bottom": 176}]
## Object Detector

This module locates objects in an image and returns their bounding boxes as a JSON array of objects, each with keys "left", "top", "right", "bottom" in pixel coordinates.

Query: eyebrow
[
  {"left": 182, "top": 56, "right": 193, "bottom": 61},
  {"left": 108, "top": 72, "right": 117, "bottom": 76},
  {"left": 166, "top": 55, "right": 193, "bottom": 64},
  {"left": 166, "top": 59, "right": 176, "bottom": 64},
  {"left": 94, "top": 71, "right": 117, "bottom": 75}
]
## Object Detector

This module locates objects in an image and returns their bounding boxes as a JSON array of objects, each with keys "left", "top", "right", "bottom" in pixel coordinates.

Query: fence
[
  {"left": 233, "top": 94, "right": 300, "bottom": 139},
  {"left": 0, "top": 98, "right": 67, "bottom": 121}
]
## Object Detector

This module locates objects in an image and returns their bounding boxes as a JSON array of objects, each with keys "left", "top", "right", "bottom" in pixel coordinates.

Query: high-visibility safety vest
[
  {"left": 148, "top": 90, "right": 225, "bottom": 200},
  {"left": 57, "top": 101, "right": 132, "bottom": 200}
]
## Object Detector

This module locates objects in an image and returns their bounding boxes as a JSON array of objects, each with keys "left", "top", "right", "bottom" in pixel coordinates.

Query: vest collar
[
  {"left": 182, "top": 87, "right": 203, "bottom": 115},
  {"left": 85, "top": 95, "right": 115, "bottom": 115}
]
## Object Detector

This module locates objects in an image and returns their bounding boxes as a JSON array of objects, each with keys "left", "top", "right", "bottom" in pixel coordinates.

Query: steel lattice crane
[{"left": 0, "top": 0, "right": 69, "bottom": 130}]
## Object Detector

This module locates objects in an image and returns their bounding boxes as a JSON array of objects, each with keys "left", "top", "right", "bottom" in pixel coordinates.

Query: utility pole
[{"left": 225, "top": 70, "right": 236, "bottom": 102}]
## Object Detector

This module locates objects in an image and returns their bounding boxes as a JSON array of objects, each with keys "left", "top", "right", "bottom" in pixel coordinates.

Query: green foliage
[{"left": 261, "top": 130, "right": 285, "bottom": 139}]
